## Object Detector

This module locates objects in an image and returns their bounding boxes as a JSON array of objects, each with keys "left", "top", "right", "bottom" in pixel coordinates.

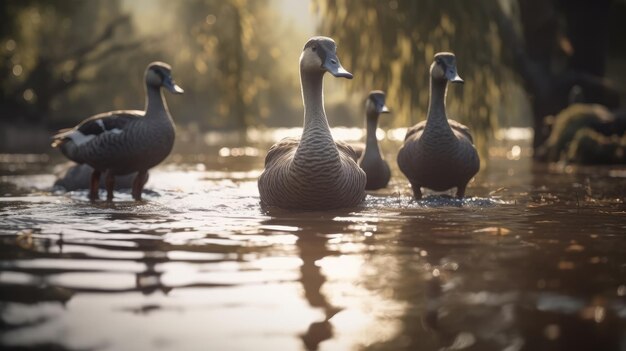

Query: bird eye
[{"left": 312, "top": 45, "right": 317, "bottom": 52}]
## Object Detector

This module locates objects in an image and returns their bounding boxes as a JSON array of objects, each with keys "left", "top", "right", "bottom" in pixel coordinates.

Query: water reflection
[
  {"left": 357, "top": 159, "right": 626, "bottom": 350},
  {"left": 1, "top": 132, "right": 626, "bottom": 350},
  {"left": 294, "top": 226, "right": 339, "bottom": 350},
  {"left": 260, "top": 213, "right": 355, "bottom": 350}
]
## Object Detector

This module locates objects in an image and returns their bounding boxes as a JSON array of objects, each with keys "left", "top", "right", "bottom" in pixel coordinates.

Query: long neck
[
  {"left": 364, "top": 112, "right": 380, "bottom": 154},
  {"left": 301, "top": 71, "right": 331, "bottom": 133},
  {"left": 424, "top": 77, "right": 453, "bottom": 133},
  {"left": 294, "top": 69, "right": 339, "bottom": 165},
  {"left": 145, "top": 84, "right": 168, "bottom": 119}
]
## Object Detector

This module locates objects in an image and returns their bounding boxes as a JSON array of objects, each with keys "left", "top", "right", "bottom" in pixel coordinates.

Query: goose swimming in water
[
  {"left": 359, "top": 91, "right": 391, "bottom": 190},
  {"left": 397, "top": 53, "right": 479, "bottom": 199},
  {"left": 258, "top": 36, "right": 366, "bottom": 210},
  {"left": 51, "top": 62, "right": 183, "bottom": 201}
]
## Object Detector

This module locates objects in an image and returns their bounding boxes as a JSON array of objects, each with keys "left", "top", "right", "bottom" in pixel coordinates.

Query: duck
[
  {"left": 258, "top": 36, "right": 366, "bottom": 210},
  {"left": 51, "top": 62, "right": 183, "bottom": 201},
  {"left": 359, "top": 91, "right": 391, "bottom": 190},
  {"left": 397, "top": 53, "right": 479, "bottom": 199}
]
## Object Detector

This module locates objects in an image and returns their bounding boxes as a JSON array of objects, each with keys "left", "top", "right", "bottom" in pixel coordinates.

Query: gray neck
[
  {"left": 145, "top": 84, "right": 168, "bottom": 119},
  {"left": 295, "top": 69, "right": 339, "bottom": 164},
  {"left": 425, "top": 77, "right": 453, "bottom": 134},
  {"left": 301, "top": 71, "right": 331, "bottom": 133},
  {"left": 364, "top": 112, "right": 380, "bottom": 154}
]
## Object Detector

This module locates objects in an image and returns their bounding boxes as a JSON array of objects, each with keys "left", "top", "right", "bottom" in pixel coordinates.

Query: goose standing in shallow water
[
  {"left": 258, "top": 36, "right": 366, "bottom": 210},
  {"left": 359, "top": 91, "right": 391, "bottom": 190},
  {"left": 52, "top": 62, "right": 184, "bottom": 201},
  {"left": 397, "top": 53, "right": 479, "bottom": 199}
]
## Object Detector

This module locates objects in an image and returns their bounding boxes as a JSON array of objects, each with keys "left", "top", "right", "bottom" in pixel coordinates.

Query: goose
[
  {"left": 258, "top": 36, "right": 366, "bottom": 210},
  {"left": 51, "top": 62, "right": 183, "bottom": 201},
  {"left": 397, "top": 53, "right": 479, "bottom": 199},
  {"left": 359, "top": 91, "right": 391, "bottom": 190}
]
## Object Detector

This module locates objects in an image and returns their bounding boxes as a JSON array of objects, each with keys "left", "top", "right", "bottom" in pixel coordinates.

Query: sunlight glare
[
  {"left": 253, "top": 256, "right": 303, "bottom": 270},
  {"left": 317, "top": 255, "right": 362, "bottom": 280},
  {"left": 330, "top": 308, "right": 403, "bottom": 347},
  {"left": 259, "top": 224, "right": 301, "bottom": 232},
  {"left": 387, "top": 128, "right": 408, "bottom": 141}
]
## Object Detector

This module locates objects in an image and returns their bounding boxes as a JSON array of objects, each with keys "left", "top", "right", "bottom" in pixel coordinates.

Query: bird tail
[
  {"left": 51, "top": 128, "right": 73, "bottom": 148},
  {"left": 51, "top": 128, "right": 84, "bottom": 163},
  {"left": 51, "top": 138, "right": 66, "bottom": 148}
]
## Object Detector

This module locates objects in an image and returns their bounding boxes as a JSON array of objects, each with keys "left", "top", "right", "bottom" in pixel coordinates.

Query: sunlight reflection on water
[{"left": 1, "top": 128, "right": 626, "bottom": 350}]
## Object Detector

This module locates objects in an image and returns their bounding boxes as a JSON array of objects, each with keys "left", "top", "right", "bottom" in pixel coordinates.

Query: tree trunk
[{"left": 498, "top": 0, "right": 620, "bottom": 151}]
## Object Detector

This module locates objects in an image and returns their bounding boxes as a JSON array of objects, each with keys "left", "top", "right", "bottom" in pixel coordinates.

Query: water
[{"left": 1, "top": 131, "right": 626, "bottom": 351}]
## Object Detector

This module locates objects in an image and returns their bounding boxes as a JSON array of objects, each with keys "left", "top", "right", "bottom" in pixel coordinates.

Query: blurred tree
[
  {"left": 0, "top": 1, "right": 151, "bottom": 126},
  {"left": 166, "top": 0, "right": 302, "bottom": 132},
  {"left": 312, "top": 0, "right": 517, "bottom": 148},
  {"left": 0, "top": 0, "right": 313, "bottom": 139}
]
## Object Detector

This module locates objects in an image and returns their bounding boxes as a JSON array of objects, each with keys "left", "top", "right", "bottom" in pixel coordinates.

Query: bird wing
[
  {"left": 404, "top": 121, "right": 427, "bottom": 141},
  {"left": 404, "top": 119, "right": 474, "bottom": 144},
  {"left": 264, "top": 136, "right": 300, "bottom": 166},
  {"left": 448, "top": 119, "right": 474, "bottom": 144},
  {"left": 335, "top": 139, "right": 360, "bottom": 162},
  {"left": 348, "top": 142, "right": 365, "bottom": 160},
  {"left": 52, "top": 110, "right": 143, "bottom": 147}
]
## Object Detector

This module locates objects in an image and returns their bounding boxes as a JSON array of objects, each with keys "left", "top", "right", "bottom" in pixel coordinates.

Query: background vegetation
[
  {"left": 1, "top": 0, "right": 624, "bottom": 153},
  {"left": 0, "top": 0, "right": 305, "bottom": 132}
]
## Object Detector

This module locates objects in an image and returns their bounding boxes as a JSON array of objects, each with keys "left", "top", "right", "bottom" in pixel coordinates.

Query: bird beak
[
  {"left": 322, "top": 54, "right": 353, "bottom": 79},
  {"left": 445, "top": 68, "right": 463, "bottom": 84},
  {"left": 164, "top": 76, "right": 185, "bottom": 94},
  {"left": 379, "top": 104, "right": 390, "bottom": 114}
]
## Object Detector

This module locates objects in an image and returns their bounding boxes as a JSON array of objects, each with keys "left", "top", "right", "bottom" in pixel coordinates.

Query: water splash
[{"left": 364, "top": 194, "right": 508, "bottom": 209}]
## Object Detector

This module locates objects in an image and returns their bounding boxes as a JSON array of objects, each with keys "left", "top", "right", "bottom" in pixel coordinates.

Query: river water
[{"left": 1, "top": 128, "right": 625, "bottom": 351}]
